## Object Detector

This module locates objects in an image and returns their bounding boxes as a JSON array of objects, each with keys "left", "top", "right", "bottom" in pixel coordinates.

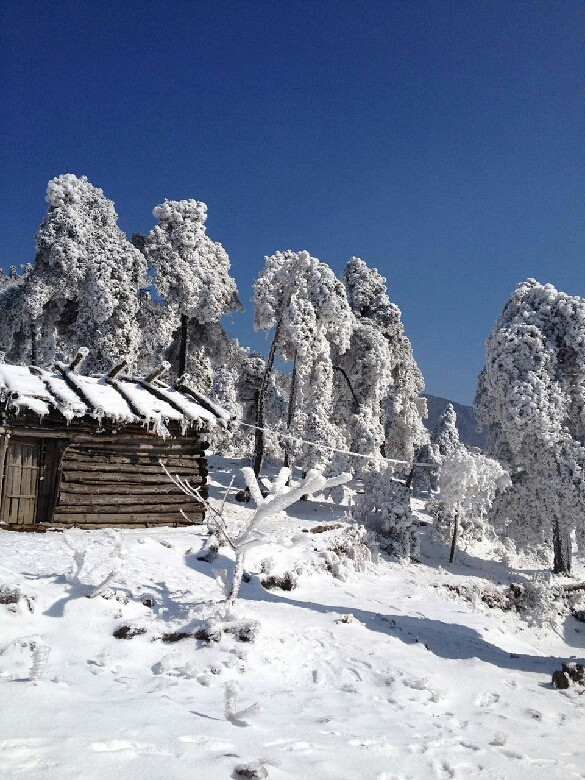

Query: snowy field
[{"left": 0, "top": 456, "right": 584, "bottom": 780}]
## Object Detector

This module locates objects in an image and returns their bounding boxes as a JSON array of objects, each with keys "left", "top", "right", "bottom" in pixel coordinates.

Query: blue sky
[{"left": 1, "top": 0, "right": 583, "bottom": 405}]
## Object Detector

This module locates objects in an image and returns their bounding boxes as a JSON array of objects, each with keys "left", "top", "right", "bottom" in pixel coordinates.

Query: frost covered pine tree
[
  {"left": 143, "top": 199, "right": 242, "bottom": 382},
  {"left": 0, "top": 266, "right": 32, "bottom": 363},
  {"left": 430, "top": 403, "right": 461, "bottom": 459},
  {"left": 333, "top": 257, "right": 428, "bottom": 473},
  {"left": 252, "top": 250, "right": 353, "bottom": 476},
  {"left": 476, "top": 279, "right": 585, "bottom": 573},
  {"left": 0, "top": 175, "right": 147, "bottom": 372}
]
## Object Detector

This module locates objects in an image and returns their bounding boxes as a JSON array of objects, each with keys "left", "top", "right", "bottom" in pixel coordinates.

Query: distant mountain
[{"left": 422, "top": 394, "right": 487, "bottom": 450}]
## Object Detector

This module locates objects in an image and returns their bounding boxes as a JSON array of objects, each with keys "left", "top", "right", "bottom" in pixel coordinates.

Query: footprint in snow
[
  {"left": 91, "top": 740, "right": 174, "bottom": 757},
  {"left": 432, "top": 759, "right": 455, "bottom": 779},
  {"left": 475, "top": 691, "right": 500, "bottom": 709}
]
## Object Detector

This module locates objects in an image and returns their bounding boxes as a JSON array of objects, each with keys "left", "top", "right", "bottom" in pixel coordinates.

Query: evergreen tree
[
  {"left": 431, "top": 403, "right": 461, "bottom": 459},
  {"left": 252, "top": 250, "right": 353, "bottom": 476},
  {"left": 332, "top": 257, "right": 428, "bottom": 474},
  {"left": 476, "top": 279, "right": 585, "bottom": 573},
  {"left": 143, "top": 199, "right": 242, "bottom": 379},
  {"left": 0, "top": 174, "right": 147, "bottom": 372}
]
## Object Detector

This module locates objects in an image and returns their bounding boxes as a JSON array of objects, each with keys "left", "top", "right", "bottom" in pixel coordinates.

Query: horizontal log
[
  {"left": 61, "top": 461, "right": 201, "bottom": 475},
  {"left": 57, "top": 492, "right": 203, "bottom": 507},
  {"left": 55, "top": 501, "right": 204, "bottom": 514},
  {"left": 63, "top": 452, "right": 204, "bottom": 468},
  {"left": 66, "top": 441, "right": 204, "bottom": 453},
  {"left": 49, "top": 521, "right": 202, "bottom": 529},
  {"left": 67, "top": 437, "right": 202, "bottom": 449},
  {"left": 51, "top": 511, "right": 205, "bottom": 524},
  {"left": 5, "top": 425, "right": 203, "bottom": 442},
  {"left": 56, "top": 482, "right": 198, "bottom": 496},
  {"left": 60, "top": 471, "right": 202, "bottom": 485}
]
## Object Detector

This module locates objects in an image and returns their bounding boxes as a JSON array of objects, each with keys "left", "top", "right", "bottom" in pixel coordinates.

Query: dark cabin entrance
[{"left": 1, "top": 438, "right": 44, "bottom": 525}]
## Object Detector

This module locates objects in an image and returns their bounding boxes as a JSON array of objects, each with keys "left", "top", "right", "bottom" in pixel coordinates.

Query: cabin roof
[{"left": 0, "top": 362, "right": 230, "bottom": 433}]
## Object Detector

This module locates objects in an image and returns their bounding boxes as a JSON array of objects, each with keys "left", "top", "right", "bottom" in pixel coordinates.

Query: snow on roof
[{"left": 0, "top": 363, "right": 227, "bottom": 433}]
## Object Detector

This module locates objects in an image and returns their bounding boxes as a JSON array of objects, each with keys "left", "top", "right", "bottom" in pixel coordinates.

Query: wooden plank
[
  {"left": 56, "top": 493, "right": 203, "bottom": 507},
  {"left": 68, "top": 438, "right": 200, "bottom": 449},
  {"left": 65, "top": 439, "right": 201, "bottom": 455},
  {"left": 62, "top": 453, "right": 203, "bottom": 468},
  {"left": 63, "top": 455, "right": 199, "bottom": 474},
  {"left": 46, "top": 519, "right": 203, "bottom": 529},
  {"left": 57, "top": 482, "right": 196, "bottom": 496},
  {"left": 60, "top": 471, "right": 202, "bottom": 485},
  {"left": 60, "top": 461, "right": 201, "bottom": 475},
  {"left": 3, "top": 441, "right": 40, "bottom": 525},
  {"left": 56, "top": 501, "right": 203, "bottom": 515},
  {"left": 51, "top": 511, "right": 205, "bottom": 524}
]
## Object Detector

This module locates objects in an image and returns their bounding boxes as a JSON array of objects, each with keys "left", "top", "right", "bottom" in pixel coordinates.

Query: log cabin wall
[
  {"left": 52, "top": 431, "right": 208, "bottom": 528},
  {"left": 0, "top": 362, "right": 229, "bottom": 529}
]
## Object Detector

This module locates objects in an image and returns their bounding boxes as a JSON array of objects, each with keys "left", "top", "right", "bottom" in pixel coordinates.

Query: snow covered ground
[{"left": 0, "top": 456, "right": 584, "bottom": 780}]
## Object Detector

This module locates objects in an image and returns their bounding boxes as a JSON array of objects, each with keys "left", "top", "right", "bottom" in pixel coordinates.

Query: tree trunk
[
  {"left": 449, "top": 510, "right": 459, "bottom": 564},
  {"left": 178, "top": 314, "right": 188, "bottom": 377},
  {"left": 227, "top": 550, "right": 246, "bottom": 607},
  {"left": 30, "top": 325, "right": 37, "bottom": 366},
  {"left": 283, "top": 351, "right": 297, "bottom": 470},
  {"left": 253, "top": 317, "right": 282, "bottom": 477},
  {"left": 332, "top": 365, "right": 359, "bottom": 413},
  {"left": 553, "top": 518, "right": 572, "bottom": 574}
]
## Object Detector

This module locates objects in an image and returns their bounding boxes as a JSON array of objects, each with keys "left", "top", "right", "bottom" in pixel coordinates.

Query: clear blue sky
[{"left": 1, "top": 0, "right": 583, "bottom": 405}]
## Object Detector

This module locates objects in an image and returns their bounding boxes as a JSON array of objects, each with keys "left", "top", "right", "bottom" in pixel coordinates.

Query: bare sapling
[{"left": 161, "top": 462, "right": 351, "bottom": 606}]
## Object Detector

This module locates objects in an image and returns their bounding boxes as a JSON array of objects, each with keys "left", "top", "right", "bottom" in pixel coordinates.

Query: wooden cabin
[{"left": 0, "top": 360, "right": 229, "bottom": 529}]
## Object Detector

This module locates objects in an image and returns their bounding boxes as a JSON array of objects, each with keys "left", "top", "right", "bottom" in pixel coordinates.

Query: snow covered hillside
[{"left": 0, "top": 456, "right": 583, "bottom": 780}]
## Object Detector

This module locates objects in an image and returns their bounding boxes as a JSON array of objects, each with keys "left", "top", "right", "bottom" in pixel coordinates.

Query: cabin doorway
[{"left": 1, "top": 438, "right": 44, "bottom": 525}]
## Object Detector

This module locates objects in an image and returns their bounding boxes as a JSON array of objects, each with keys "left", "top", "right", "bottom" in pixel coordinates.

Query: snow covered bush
[
  {"left": 437, "top": 448, "right": 510, "bottom": 551},
  {"left": 476, "top": 279, "right": 585, "bottom": 573},
  {"left": 163, "top": 463, "right": 351, "bottom": 606},
  {"left": 317, "top": 522, "right": 373, "bottom": 580},
  {"left": 352, "top": 466, "right": 418, "bottom": 561},
  {"left": 509, "top": 578, "right": 566, "bottom": 628}
]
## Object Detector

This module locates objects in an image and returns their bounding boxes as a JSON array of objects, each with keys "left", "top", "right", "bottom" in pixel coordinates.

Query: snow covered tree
[
  {"left": 331, "top": 257, "right": 428, "bottom": 475},
  {"left": 437, "top": 448, "right": 510, "bottom": 562},
  {"left": 410, "top": 442, "right": 440, "bottom": 497},
  {"left": 0, "top": 265, "right": 24, "bottom": 292},
  {"left": 430, "top": 403, "right": 461, "bottom": 459},
  {"left": 252, "top": 250, "right": 353, "bottom": 476},
  {"left": 476, "top": 279, "right": 585, "bottom": 573},
  {"left": 143, "top": 199, "right": 242, "bottom": 379},
  {"left": 352, "top": 466, "right": 418, "bottom": 561},
  {"left": 0, "top": 266, "right": 31, "bottom": 363},
  {"left": 163, "top": 463, "right": 351, "bottom": 606},
  {"left": 0, "top": 175, "right": 147, "bottom": 372}
]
